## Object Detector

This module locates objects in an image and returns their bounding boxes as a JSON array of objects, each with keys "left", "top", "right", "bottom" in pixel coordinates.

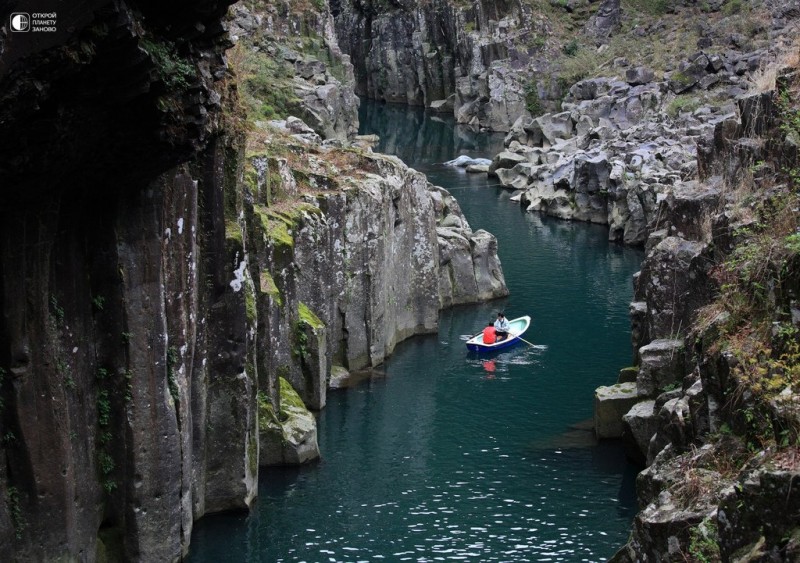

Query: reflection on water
[{"left": 188, "top": 101, "right": 644, "bottom": 562}]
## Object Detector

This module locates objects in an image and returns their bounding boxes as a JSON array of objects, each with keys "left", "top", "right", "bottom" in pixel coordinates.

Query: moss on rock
[{"left": 298, "top": 302, "right": 324, "bottom": 330}]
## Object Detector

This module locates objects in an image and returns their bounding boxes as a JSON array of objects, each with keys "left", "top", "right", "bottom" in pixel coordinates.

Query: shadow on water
[{"left": 188, "top": 100, "right": 645, "bottom": 562}]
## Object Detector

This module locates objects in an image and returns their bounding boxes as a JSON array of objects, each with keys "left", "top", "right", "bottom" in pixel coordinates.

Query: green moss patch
[
  {"left": 225, "top": 219, "right": 243, "bottom": 245},
  {"left": 298, "top": 302, "right": 324, "bottom": 330},
  {"left": 260, "top": 271, "right": 283, "bottom": 306},
  {"left": 278, "top": 377, "right": 308, "bottom": 411},
  {"left": 254, "top": 205, "right": 294, "bottom": 249}
]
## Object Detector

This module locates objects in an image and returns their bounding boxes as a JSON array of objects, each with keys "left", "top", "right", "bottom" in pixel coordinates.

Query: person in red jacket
[{"left": 482, "top": 323, "right": 497, "bottom": 344}]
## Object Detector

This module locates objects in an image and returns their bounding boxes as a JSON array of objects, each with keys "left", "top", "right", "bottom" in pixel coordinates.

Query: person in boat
[
  {"left": 482, "top": 323, "right": 497, "bottom": 345},
  {"left": 494, "top": 312, "right": 510, "bottom": 341}
]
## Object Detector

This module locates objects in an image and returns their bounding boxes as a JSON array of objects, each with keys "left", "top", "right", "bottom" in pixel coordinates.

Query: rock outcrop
[
  {"left": 490, "top": 4, "right": 800, "bottom": 245},
  {"left": 259, "top": 377, "right": 321, "bottom": 466},
  {"left": 605, "top": 64, "right": 800, "bottom": 560},
  {"left": 245, "top": 122, "right": 508, "bottom": 409},
  {"left": 228, "top": 0, "right": 360, "bottom": 140}
]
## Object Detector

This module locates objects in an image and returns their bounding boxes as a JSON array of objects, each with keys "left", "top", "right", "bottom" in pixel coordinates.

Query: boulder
[
  {"left": 622, "top": 400, "right": 658, "bottom": 464},
  {"left": 637, "top": 339, "right": 685, "bottom": 397},
  {"left": 488, "top": 150, "right": 528, "bottom": 176},
  {"left": 531, "top": 111, "right": 575, "bottom": 146},
  {"left": 444, "top": 155, "right": 492, "bottom": 167},
  {"left": 259, "top": 378, "right": 321, "bottom": 466},
  {"left": 594, "top": 382, "right": 642, "bottom": 439},
  {"left": 626, "top": 67, "right": 655, "bottom": 86},
  {"left": 429, "top": 95, "right": 455, "bottom": 113},
  {"left": 466, "top": 164, "right": 490, "bottom": 173},
  {"left": 328, "top": 364, "right": 350, "bottom": 389}
]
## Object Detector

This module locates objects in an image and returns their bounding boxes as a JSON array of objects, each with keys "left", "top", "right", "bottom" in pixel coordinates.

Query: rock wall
[
  {"left": 0, "top": 0, "right": 265, "bottom": 557},
  {"left": 331, "top": 0, "right": 538, "bottom": 131},
  {"left": 244, "top": 127, "right": 507, "bottom": 410},
  {"left": 0, "top": 1, "right": 508, "bottom": 558}
]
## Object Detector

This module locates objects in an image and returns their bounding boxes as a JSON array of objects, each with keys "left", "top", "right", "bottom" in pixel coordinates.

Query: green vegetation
[
  {"left": 244, "top": 276, "right": 257, "bottom": 324},
  {"left": 225, "top": 219, "right": 243, "bottom": 245},
  {"left": 562, "top": 38, "right": 579, "bottom": 57},
  {"left": 292, "top": 322, "right": 310, "bottom": 360},
  {"left": 253, "top": 202, "right": 323, "bottom": 250},
  {"left": 140, "top": 38, "right": 195, "bottom": 91},
  {"left": 622, "top": 0, "right": 667, "bottom": 16},
  {"left": 232, "top": 45, "right": 301, "bottom": 122},
  {"left": 298, "top": 302, "right": 324, "bottom": 330},
  {"left": 50, "top": 296, "right": 64, "bottom": 325},
  {"left": 293, "top": 302, "right": 324, "bottom": 359},
  {"left": 524, "top": 81, "right": 543, "bottom": 118},
  {"left": 278, "top": 376, "right": 307, "bottom": 411},
  {"left": 96, "top": 386, "right": 116, "bottom": 493},
  {"left": 260, "top": 271, "right": 283, "bottom": 307},
  {"left": 254, "top": 205, "right": 294, "bottom": 249},
  {"left": 258, "top": 378, "right": 307, "bottom": 431},
  {"left": 666, "top": 95, "right": 702, "bottom": 118},
  {"left": 97, "top": 390, "right": 111, "bottom": 427},
  {"left": 7, "top": 486, "right": 25, "bottom": 539},
  {"left": 688, "top": 519, "right": 721, "bottom": 562},
  {"left": 722, "top": 0, "right": 745, "bottom": 16}
]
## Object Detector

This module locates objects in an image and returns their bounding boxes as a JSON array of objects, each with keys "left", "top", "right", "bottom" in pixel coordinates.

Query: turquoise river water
[{"left": 189, "top": 102, "right": 645, "bottom": 562}]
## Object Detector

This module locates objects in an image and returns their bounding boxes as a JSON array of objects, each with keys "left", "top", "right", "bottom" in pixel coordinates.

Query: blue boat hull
[{"left": 466, "top": 336, "right": 520, "bottom": 352}]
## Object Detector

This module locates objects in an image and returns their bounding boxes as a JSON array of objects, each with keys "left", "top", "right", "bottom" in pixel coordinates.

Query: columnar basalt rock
[
  {"left": 0, "top": 1, "right": 252, "bottom": 559},
  {"left": 608, "top": 67, "right": 800, "bottom": 559},
  {"left": 331, "top": 0, "right": 536, "bottom": 131},
  {"left": 246, "top": 133, "right": 508, "bottom": 409}
]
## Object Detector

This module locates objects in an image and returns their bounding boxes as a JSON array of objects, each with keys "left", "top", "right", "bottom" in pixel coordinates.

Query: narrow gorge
[{"left": 1, "top": 0, "right": 800, "bottom": 561}]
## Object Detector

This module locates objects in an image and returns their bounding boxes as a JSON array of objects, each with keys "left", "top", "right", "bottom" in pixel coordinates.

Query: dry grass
[{"left": 748, "top": 36, "right": 800, "bottom": 93}]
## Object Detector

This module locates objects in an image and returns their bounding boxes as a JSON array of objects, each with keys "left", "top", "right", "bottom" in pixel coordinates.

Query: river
[{"left": 189, "top": 102, "right": 644, "bottom": 562}]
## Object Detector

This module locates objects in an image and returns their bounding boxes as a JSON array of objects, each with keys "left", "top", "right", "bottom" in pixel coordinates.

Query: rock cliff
[
  {"left": 0, "top": 1, "right": 507, "bottom": 560},
  {"left": 600, "top": 60, "right": 800, "bottom": 560},
  {"left": 243, "top": 120, "right": 507, "bottom": 410},
  {"left": 228, "top": 0, "right": 360, "bottom": 140},
  {"left": 330, "top": 0, "right": 541, "bottom": 131}
]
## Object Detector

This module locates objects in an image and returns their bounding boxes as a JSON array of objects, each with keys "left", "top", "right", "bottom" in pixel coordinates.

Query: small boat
[{"left": 465, "top": 316, "right": 531, "bottom": 352}]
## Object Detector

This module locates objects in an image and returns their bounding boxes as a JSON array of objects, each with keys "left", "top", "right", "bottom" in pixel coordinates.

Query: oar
[{"left": 517, "top": 336, "right": 536, "bottom": 348}]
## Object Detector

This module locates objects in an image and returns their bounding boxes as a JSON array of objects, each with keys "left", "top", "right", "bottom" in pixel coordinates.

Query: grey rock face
[
  {"left": 636, "top": 237, "right": 713, "bottom": 341},
  {"left": 250, "top": 141, "right": 508, "bottom": 411},
  {"left": 229, "top": 2, "right": 360, "bottom": 140},
  {"left": 595, "top": 382, "right": 642, "bottom": 439},
  {"left": 622, "top": 400, "right": 658, "bottom": 463},
  {"left": 332, "top": 0, "right": 534, "bottom": 131},
  {"left": 636, "top": 339, "right": 685, "bottom": 397}
]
